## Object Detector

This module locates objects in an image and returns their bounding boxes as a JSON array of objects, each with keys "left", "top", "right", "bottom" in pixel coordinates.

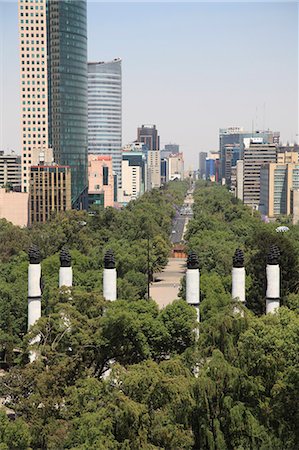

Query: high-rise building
[
  {"left": 137, "top": 125, "right": 159, "bottom": 151},
  {"left": 260, "top": 152, "right": 299, "bottom": 217},
  {"left": 88, "top": 59, "right": 122, "bottom": 188},
  {"left": 120, "top": 151, "right": 147, "bottom": 203},
  {"left": 47, "top": 0, "right": 88, "bottom": 206},
  {"left": 137, "top": 125, "right": 160, "bottom": 189},
  {"left": 18, "top": 0, "right": 50, "bottom": 193},
  {"left": 29, "top": 165, "right": 71, "bottom": 224},
  {"left": 88, "top": 155, "right": 114, "bottom": 208},
  {"left": 243, "top": 142, "right": 277, "bottom": 209},
  {"left": 18, "top": 0, "right": 88, "bottom": 206},
  {"left": 0, "top": 152, "right": 21, "bottom": 191}
]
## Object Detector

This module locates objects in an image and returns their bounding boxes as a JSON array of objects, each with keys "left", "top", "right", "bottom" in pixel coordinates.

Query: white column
[
  {"left": 103, "top": 268, "right": 117, "bottom": 301},
  {"left": 266, "top": 264, "right": 280, "bottom": 314},
  {"left": 186, "top": 268, "right": 200, "bottom": 305},
  {"left": 28, "top": 263, "right": 41, "bottom": 330},
  {"left": 59, "top": 267, "right": 73, "bottom": 288},
  {"left": 232, "top": 267, "right": 245, "bottom": 303}
]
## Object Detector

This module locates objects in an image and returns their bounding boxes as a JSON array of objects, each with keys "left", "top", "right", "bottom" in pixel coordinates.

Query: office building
[
  {"left": 161, "top": 158, "right": 169, "bottom": 184},
  {"left": 29, "top": 165, "right": 71, "bottom": 224},
  {"left": 199, "top": 152, "right": 207, "bottom": 179},
  {"left": 0, "top": 152, "right": 21, "bottom": 190},
  {"left": 18, "top": 0, "right": 88, "bottom": 206},
  {"left": 168, "top": 153, "right": 184, "bottom": 181},
  {"left": 243, "top": 142, "right": 277, "bottom": 209},
  {"left": 260, "top": 152, "right": 299, "bottom": 217},
  {"left": 137, "top": 125, "right": 160, "bottom": 189},
  {"left": 88, "top": 59, "right": 122, "bottom": 188},
  {"left": 88, "top": 155, "right": 114, "bottom": 208},
  {"left": 205, "top": 152, "right": 220, "bottom": 182}
]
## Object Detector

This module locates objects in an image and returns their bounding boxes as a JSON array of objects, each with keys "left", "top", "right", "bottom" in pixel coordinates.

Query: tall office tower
[
  {"left": 29, "top": 165, "right": 71, "bottom": 224},
  {"left": 88, "top": 59, "right": 122, "bottom": 187},
  {"left": 168, "top": 153, "right": 184, "bottom": 181},
  {"left": 137, "top": 125, "right": 160, "bottom": 189},
  {"left": 198, "top": 152, "right": 207, "bottom": 179},
  {"left": 18, "top": 0, "right": 88, "bottom": 206},
  {"left": 47, "top": 0, "right": 88, "bottom": 207},
  {"left": 243, "top": 141, "right": 277, "bottom": 209},
  {"left": 137, "top": 125, "right": 160, "bottom": 151},
  {"left": 18, "top": 0, "right": 50, "bottom": 193}
]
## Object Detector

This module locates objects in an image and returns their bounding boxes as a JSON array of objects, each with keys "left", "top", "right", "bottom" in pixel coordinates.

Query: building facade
[
  {"left": 29, "top": 165, "right": 71, "bottom": 224},
  {"left": 243, "top": 142, "right": 277, "bottom": 209},
  {"left": 137, "top": 125, "right": 159, "bottom": 151},
  {"left": 0, "top": 189, "right": 28, "bottom": 227},
  {"left": 198, "top": 152, "right": 207, "bottom": 179},
  {"left": 259, "top": 152, "right": 299, "bottom": 217},
  {"left": 88, "top": 155, "right": 114, "bottom": 208},
  {"left": 18, "top": 0, "right": 88, "bottom": 206},
  {"left": 0, "top": 152, "right": 21, "bottom": 190},
  {"left": 164, "top": 144, "right": 179, "bottom": 154},
  {"left": 88, "top": 59, "right": 122, "bottom": 188}
]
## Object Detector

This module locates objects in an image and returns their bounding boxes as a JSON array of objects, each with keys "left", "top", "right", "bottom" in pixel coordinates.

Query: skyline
[{"left": 0, "top": 1, "right": 298, "bottom": 167}]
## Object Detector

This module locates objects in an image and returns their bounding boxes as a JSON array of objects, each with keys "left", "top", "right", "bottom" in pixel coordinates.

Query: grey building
[
  {"left": 165, "top": 144, "right": 179, "bottom": 154},
  {"left": 137, "top": 125, "right": 160, "bottom": 151},
  {"left": 88, "top": 59, "right": 122, "bottom": 187},
  {"left": 47, "top": 0, "right": 88, "bottom": 207},
  {"left": 0, "top": 152, "right": 21, "bottom": 190}
]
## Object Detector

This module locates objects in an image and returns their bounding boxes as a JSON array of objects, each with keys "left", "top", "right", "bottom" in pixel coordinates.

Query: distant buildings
[
  {"left": 0, "top": 152, "right": 21, "bottom": 191},
  {"left": 18, "top": 0, "right": 88, "bottom": 206},
  {"left": 29, "top": 165, "right": 71, "bottom": 224},
  {"left": 164, "top": 144, "right": 179, "bottom": 154},
  {"left": 88, "top": 155, "right": 114, "bottom": 208},
  {"left": 137, "top": 125, "right": 161, "bottom": 189},
  {"left": 88, "top": 59, "right": 122, "bottom": 188},
  {"left": 205, "top": 152, "right": 220, "bottom": 182}
]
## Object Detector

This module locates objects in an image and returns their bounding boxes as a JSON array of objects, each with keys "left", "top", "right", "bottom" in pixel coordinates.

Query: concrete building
[
  {"left": 0, "top": 152, "right": 21, "bottom": 191},
  {"left": 29, "top": 165, "right": 71, "bottom": 224},
  {"left": 88, "top": 59, "right": 122, "bottom": 188},
  {"left": 88, "top": 155, "right": 114, "bottom": 208},
  {"left": 164, "top": 144, "right": 179, "bottom": 154},
  {"left": 18, "top": 0, "right": 88, "bottom": 206},
  {"left": 168, "top": 153, "right": 184, "bottom": 181},
  {"left": 0, "top": 189, "right": 28, "bottom": 227},
  {"left": 137, "top": 125, "right": 160, "bottom": 190},
  {"left": 243, "top": 142, "right": 277, "bottom": 209},
  {"left": 260, "top": 152, "right": 299, "bottom": 217}
]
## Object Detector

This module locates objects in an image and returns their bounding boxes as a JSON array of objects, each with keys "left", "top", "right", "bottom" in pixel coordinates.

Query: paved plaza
[{"left": 150, "top": 258, "right": 186, "bottom": 308}]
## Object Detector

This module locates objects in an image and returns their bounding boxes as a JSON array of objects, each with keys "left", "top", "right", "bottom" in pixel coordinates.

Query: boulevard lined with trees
[{"left": 0, "top": 181, "right": 298, "bottom": 449}]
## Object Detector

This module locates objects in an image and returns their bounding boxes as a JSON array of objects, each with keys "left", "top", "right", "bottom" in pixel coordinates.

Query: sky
[{"left": 0, "top": 1, "right": 298, "bottom": 168}]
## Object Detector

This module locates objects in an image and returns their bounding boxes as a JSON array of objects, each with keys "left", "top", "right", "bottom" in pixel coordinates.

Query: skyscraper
[
  {"left": 88, "top": 59, "right": 122, "bottom": 187},
  {"left": 18, "top": 0, "right": 88, "bottom": 206},
  {"left": 137, "top": 125, "right": 160, "bottom": 151},
  {"left": 47, "top": 0, "right": 88, "bottom": 206}
]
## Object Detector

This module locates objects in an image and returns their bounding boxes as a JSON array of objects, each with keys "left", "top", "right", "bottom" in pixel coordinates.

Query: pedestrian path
[{"left": 150, "top": 258, "right": 186, "bottom": 308}]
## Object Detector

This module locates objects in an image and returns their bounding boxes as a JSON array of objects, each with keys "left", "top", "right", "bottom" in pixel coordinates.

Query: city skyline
[{"left": 0, "top": 1, "right": 298, "bottom": 167}]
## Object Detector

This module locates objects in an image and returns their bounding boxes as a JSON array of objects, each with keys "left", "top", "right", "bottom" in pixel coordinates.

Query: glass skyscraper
[
  {"left": 48, "top": 0, "right": 88, "bottom": 206},
  {"left": 88, "top": 59, "right": 122, "bottom": 187}
]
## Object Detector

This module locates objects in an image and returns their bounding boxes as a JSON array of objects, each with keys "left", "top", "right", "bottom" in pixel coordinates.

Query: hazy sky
[{"left": 0, "top": 1, "right": 298, "bottom": 167}]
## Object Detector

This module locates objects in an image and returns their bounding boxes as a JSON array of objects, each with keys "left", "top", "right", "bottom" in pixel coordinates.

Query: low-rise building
[
  {"left": 0, "top": 189, "right": 28, "bottom": 227},
  {"left": 88, "top": 155, "right": 114, "bottom": 208},
  {"left": 0, "top": 152, "right": 21, "bottom": 191}
]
